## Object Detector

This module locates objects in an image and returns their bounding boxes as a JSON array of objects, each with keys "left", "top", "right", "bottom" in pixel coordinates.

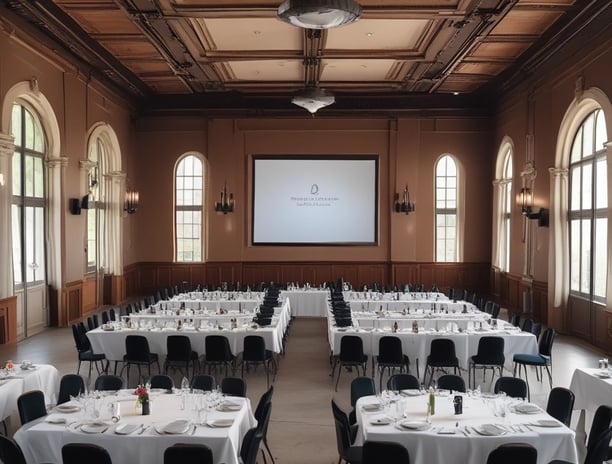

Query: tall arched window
[
  {"left": 493, "top": 145, "right": 513, "bottom": 272},
  {"left": 569, "top": 108, "right": 607, "bottom": 301},
  {"left": 175, "top": 154, "right": 204, "bottom": 262},
  {"left": 86, "top": 137, "right": 106, "bottom": 273},
  {"left": 435, "top": 155, "right": 458, "bottom": 262}
]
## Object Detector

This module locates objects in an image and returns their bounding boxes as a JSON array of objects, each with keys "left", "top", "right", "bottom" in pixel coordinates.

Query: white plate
[
  {"left": 156, "top": 419, "right": 191, "bottom": 434},
  {"left": 474, "top": 424, "right": 506, "bottom": 436},
  {"left": 81, "top": 422, "right": 109, "bottom": 434},
  {"left": 514, "top": 403, "right": 540, "bottom": 414},
  {"left": 398, "top": 420, "right": 431, "bottom": 431},
  {"left": 531, "top": 419, "right": 561, "bottom": 427},
  {"left": 207, "top": 418, "right": 234, "bottom": 427},
  {"left": 56, "top": 404, "right": 81, "bottom": 413},
  {"left": 370, "top": 416, "right": 393, "bottom": 425}
]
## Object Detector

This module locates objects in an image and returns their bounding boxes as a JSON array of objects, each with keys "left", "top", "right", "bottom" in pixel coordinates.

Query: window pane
[
  {"left": 87, "top": 209, "right": 97, "bottom": 267},
  {"left": 595, "top": 110, "right": 607, "bottom": 151},
  {"left": 24, "top": 110, "right": 34, "bottom": 150},
  {"left": 11, "top": 104, "right": 22, "bottom": 146},
  {"left": 570, "top": 167, "right": 581, "bottom": 211},
  {"left": 34, "top": 207, "right": 45, "bottom": 282},
  {"left": 25, "top": 156, "right": 34, "bottom": 197},
  {"left": 570, "top": 219, "right": 580, "bottom": 292},
  {"left": 581, "top": 163, "right": 592, "bottom": 210},
  {"left": 582, "top": 112, "right": 594, "bottom": 157},
  {"left": 175, "top": 155, "right": 204, "bottom": 262},
  {"left": 596, "top": 158, "right": 607, "bottom": 209},
  {"left": 11, "top": 205, "right": 22, "bottom": 285},
  {"left": 25, "top": 207, "right": 34, "bottom": 282},
  {"left": 580, "top": 219, "right": 591, "bottom": 294},
  {"left": 594, "top": 218, "right": 607, "bottom": 298},
  {"left": 12, "top": 152, "right": 21, "bottom": 196},
  {"left": 34, "top": 157, "right": 44, "bottom": 198},
  {"left": 570, "top": 127, "right": 583, "bottom": 163}
]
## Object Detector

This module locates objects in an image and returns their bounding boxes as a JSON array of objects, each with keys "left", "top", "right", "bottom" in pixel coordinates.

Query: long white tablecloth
[
  {"left": 88, "top": 301, "right": 291, "bottom": 361},
  {"left": 0, "top": 364, "right": 59, "bottom": 421},
  {"left": 281, "top": 289, "right": 329, "bottom": 317},
  {"left": 356, "top": 393, "right": 577, "bottom": 464},
  {"left": 15, "top": 390, "right": 256, "bottom": 464},
  {"left": 569, "top": 367, "right": 612, "bottom": 437}
]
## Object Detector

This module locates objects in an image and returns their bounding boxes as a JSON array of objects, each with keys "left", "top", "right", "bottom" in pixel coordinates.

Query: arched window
[
  {"left": 435, "top": 155, "right": 458, "bottom": 262},
  {"left": 493, "top": 144, "right": 513, "bottom": 272},
  {"left": 175, "top": 154, "right": 204, "bottom": 262},
  {"left": 569, "top": 108, "right": 607, "bottom": 301},
  {"left": 86, "top": 137, "right": 106, "bottom": 273}
]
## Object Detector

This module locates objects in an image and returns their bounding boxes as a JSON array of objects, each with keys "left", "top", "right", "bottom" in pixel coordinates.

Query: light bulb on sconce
[
  {"left": 125, "top": 189, "right": 139, "bottom": 214},
  {"left": 394, "top": 185, "right": 415, "bottom": 214},
  {"left": 215, "top": 182, "right": 234, "bottom": 214}
]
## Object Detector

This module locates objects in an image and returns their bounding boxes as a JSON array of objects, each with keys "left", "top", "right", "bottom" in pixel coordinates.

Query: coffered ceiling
[{"left": 1, "top": 0, "right": 609, "bottom": 115}]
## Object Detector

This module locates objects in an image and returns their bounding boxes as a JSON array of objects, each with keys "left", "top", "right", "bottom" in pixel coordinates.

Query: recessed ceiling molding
[{"left": 277, "top": 0, "right": 362, "bottom": 29}]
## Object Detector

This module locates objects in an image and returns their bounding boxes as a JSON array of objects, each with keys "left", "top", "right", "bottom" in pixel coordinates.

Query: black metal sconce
[
  {"left": 215, "top": 182, "right": 234, "bottom": 214},
  {"left": 69, "top": 194, "right": 91, "bottom": 215},
  {"left": 519, "top": 187, "right": 548, "bottom": 227},
  {"left": 125, "top": 189, "right": 139, "bottom": 214},
  {"left": 394, "top": 185, "right": 414, "bottom": 214}
]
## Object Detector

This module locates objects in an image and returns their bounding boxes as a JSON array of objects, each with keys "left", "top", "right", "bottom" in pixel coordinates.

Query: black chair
[
  {"left": 164, "top": 335, "right": 199, "bottom": 378},
  {"left": 220, "top": 377, "right": 247, "bottom": 397},
  {"left": 423, "top": 338, "right": 460, "bottom": 386},
  {"left": 62, "top": 443, "right": 112, "bottom": 464},
  {"left": 254, "top": 386, "right": 275, "bottom": 463},
  {"left": 374, "top": 336, "right": 412, "bottom": 391},
  {"left": 386, "top": 374, "right": 420, "bottom": 391},
  {"left": 202, "top": 335, "right": 236, "bottom": 377},
  {"left": 521, "top": 319, "right": 534, "bottom": 333},
  {"left": 331, "top": 399, "right": 362, "bottom": 464},
  {"left": 509, "top": 313, "right": 520, "bottom": 327},
  {"left": 17, "top": 390, "right": 47, "bottom": 425},
  {"left": 71, "top": 324, "right": 107, "bottom": 378},
  {"left": 0, "top": 435, "right": 27, "bottom": 464},
  {"left": 92, "top": 314, "right": 100, "bottom": 328},
  {"left": 586, "top": 405, "right": 612, "bottom": 456},
  {"left": 240, "top": 427, "right": 264, "bottom": 464},
  {"left": 531, "top": 323, "right": 542, "bottom": 340},
  {"left": 437, "top": 374, "right": 466, "bottom": 392},
  {"left": 58, "top": 374, "right": 85, "bottom": 404},
  {"left": 335, "top": 336, "right": 369, "bottom": 391},
  {"left": 513, "top": 327, "right": 555, "bottom": 389},
  {"left": 256, "top": 399, "right": 275, "bottom": 464},
  {"left": 241, "top": 335, "right": 276, "bottom": 387},
  {"left": 469, "top": 336, "right": 505, "bottom": 388},
  {"left": 109, "top": 308, "right": 116, "bottom": 321},
  {"left": 486, "top": 443, "right": 537, "bottom": 464},
  {"left": 490, "top": 303, "right": 501, "bottom": 319},
  {"left": 101, "top": 311, "right": 109, "bottom": 324},
  {"left": 87, "top": 317, "right": 96, "bottom": 331},
  {"left": 121, "top": 335, "right": 160, "bottom": 386},
  {"left": 150, "top": 374, "right": 174, "bottom": 390},
  {"left": 349, "top": 377, "right": 376, "bottom": 426},
  {"left": 191, "top": 374, "right": 216, "bottom": 391},
  {"left": 163, "top": 443, "right": 213, "bottom": 464},
  {"left": 362, "top": 440, "right": 409, "bottom": 464},
  {"left": 546, "top": 387, "right": 575, "bottom": 427},
  {"left": 494, "top": 376, "right": 528, "bottom": 399},
  {"left": 94, "top": 374, "right": 124, "bottom": 391}
]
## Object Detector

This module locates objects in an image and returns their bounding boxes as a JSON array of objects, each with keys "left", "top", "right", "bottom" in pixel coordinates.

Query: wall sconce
[
  {"left": 69, "top": 194, "right": 90, "bottom": 215},
  {"left": 394, "top": 185, "right": 415, "bottom": 214},
  {"left": 125, "top": 189, "right": 139, "bottom": 214},
  {"left": 215, "top": 182, "right": 235, "bottom": 214},
  {"left": 518, "top": 187, "right": 548, "bottom": 227}
]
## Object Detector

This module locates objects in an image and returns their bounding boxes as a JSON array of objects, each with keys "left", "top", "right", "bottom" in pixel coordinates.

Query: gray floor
[{"left": 0, "top": 313, "right": 603, "bottom": 463}]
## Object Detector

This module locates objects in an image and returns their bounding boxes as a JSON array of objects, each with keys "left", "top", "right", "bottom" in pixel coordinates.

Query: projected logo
[{"left": 290, "top": 184, "right": 339, "bottom": 207}]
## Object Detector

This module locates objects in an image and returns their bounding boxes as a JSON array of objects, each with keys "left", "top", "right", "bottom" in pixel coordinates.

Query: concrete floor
[{"left": 0, "top": 312, "right": 604, "bottom": 463}]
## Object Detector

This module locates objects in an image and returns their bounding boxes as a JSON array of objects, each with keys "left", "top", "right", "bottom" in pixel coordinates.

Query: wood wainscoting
[
  {"left": 0, "top": 296, "right": 18, "bottom": 344},
  {"left": 124, "top": 261, "right": 491, "bottom": 300},
  {"left": 491, "top": 268, "right": 548, "bottom": 325}
]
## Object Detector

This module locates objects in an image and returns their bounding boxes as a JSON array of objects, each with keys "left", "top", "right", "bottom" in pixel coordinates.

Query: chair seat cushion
[
  {"left": 471, "top": 355, "right": 504, "bottom": 365},
  {"left": 513, "top": 353, "right": 547, "bottom": 365},
  {"left": 343, "top": 445, "right": 363, "bottom": 464},
  {"left": 81, "top": 351, "right": 106, "bottom": 361}
]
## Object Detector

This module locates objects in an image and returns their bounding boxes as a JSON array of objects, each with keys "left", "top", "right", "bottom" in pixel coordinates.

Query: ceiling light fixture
[
  {"left": 277, "top": 0, "right": 362, "bottom": 29},
  {"left": 291, "top": 87, "right": 335, "bottom": 114}
]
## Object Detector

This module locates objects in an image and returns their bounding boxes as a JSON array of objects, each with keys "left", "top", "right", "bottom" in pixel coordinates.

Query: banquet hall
[{"left": 0, "top": 0, "right": 610, "bottom": 463}]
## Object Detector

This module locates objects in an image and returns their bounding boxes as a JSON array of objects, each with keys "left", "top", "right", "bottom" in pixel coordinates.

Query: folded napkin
[
  {"left": 45, "top": 414, "right": 67, "bottom": 424},
  {"left": 157, "top": 419, "right": 191, "bottom": 434}
]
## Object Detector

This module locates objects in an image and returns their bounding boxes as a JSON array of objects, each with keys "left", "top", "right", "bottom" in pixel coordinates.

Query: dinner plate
[
  {"left": 207, "top": 418, "right": 234, "bottom": 427},
  {"left": 155, "top": 419, "right": 191, "bottom": 434},
  {"left": 80, "top": 422, "right": 109, "bottom": 434},
  {"left": 474, "top": 424, "right": 506, "bottom": 436},
  {"left": 514, "top": 403, "right": 541, "bottom": 414},
  {"left": 114, "top": 423, "right": 141, "bottom": 435},
  {"left": 398, "top": 420, "right": 431, "bottom": 431},
  {"left": 362, "top": 403, "right": 382, "bottom": 412},
  {"left": 55, "top": 404, "right": 80, "bottom": 413},
  {"left": 531, "top": 419, "right": 561, "bottom": 428},
  {"left": 369, "top": 416, "right": 393, "bottom": 425}
]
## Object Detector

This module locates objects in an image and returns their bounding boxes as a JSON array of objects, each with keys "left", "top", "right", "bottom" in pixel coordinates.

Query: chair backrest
[
  {"left": 584, "top": 425, "right": 612, "bottom": 464},
  {"left": 331, "top": 399, "right": 353, "bottom": 457},
  {"left": 339, "top": 335, "right": 365, "bottom": 362},
  {"left": 17, "top": 390, "right": 47, "bottom": 425},
  {"left": 531, "top": 323, "right": 542, "bottom": 340},
  {"left": 546, "top": 387, "right": 575, "bottom": 427},
  {"left": 494, "top": 377, "right": 528, "bottom": 399},
  {"left": 363, "top": 440, "right": 410, "bottom": 464},
  {"left": 437, "top": 374, "right": 466, "bottom": 393},
  {"left": 94, "top": 375, "right": 124, "bottom": 391},
  {"left": 240, "top": 427, "right": 264, "bottom": 464},
  {"left": 586, "top": 405, "right": 612, "bottom": 451},
  {"left": 62, "top": 443, "right": 112, "bottom": 464},
  {"left": 0, "top": 434, "right": 27, "bottom": 464},
  {"left": 428, "top": 338, "right": 457, "bottom": 362},
  {"left": 92, "top": 314, "right": 99, "bottom": 328},
  {"left": 490, "top": 303, "right": 501, "bottom": 319},
  {"left": 387, "top": 374, "right": 419, "bottom": 391},
  {"left": 538, "top": 328, "right": 556, "bottom": 357},
  {"left": 474, "top": 336, "right": 505, "bottom": 365},
  {"left": 166, "top": 335, "right": 193, "bottom": 360},
  {"left": 71, "top": 324, "right": 90, "bottom": 352},
  {"left": 191, "top": 374, "right": 216, "bottom": 391},
  {"left": 255, "top": 385, "right": 274, "bottom": 422},
  {"left": 351, "top": 377, "right": 376, "bottom": 406},
  {"left": 163, "top": 443, "right": 213, "bottom": 464},
  {"left": 125, "top": 335, "right": 152, "bottom": 362},
  {"left": 256, "top": 399, "right": 272, "bottom": 440},
  {"left": 87, "top": 316, "right": 96, "bottom": 331},
  {"left": 58, "top": 374, "right": 86, "bottom": 404},
  {"left": 101, "top": 311, "right": 109, "bottom": 324},
  {"left": 483, "top": 300, "right": 493, "bottom": 314},
  {"left": 243, "top": 335, "right": 266, "bottom": 362},
  {"left": 509, "top": 314, "right": 520, "bottom": 327},
  {"left": 486, "top": 443, "right": 537, "bottom": 464},
  {"left": 521, "top": 319, "right": 534, "bottom": 333},
  {"left": 150, "top": 374, "right": 174, "bottom": 390},
  {"left": 204, "top": 335, "right": 234, "bottom": 361},
  {"left": 220, "top": 377, "right": 246, "bottom": 397},
  {"left": 377, "top": 336, "right": 404, "bottom": 364},
  {"left": 109, "top": 308, "right": 116, "bottom": 321}
]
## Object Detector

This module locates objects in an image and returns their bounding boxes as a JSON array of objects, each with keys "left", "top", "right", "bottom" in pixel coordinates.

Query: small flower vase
[{"left": 141, "top": 400, "right": 150, "bottom": 415}]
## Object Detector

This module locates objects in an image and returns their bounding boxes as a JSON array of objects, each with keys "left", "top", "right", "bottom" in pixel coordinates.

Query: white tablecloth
[
  {"left": 0, "top": 364, "right": 59, "bottom": 421},
  {"left": 569, "top": 367, "right": 612, "bottom": 437},
  {"left": 281, "top": 289, "right": 329, "bottom": 317},
  {"left": 88, "top": 301, "right": 290, "bottom": 361},
  {"left": 356, "top": 393, "right": 577, "bottom": 464},
  {"left": 15, "top": 390, "right": 256, "bottom": 464}
]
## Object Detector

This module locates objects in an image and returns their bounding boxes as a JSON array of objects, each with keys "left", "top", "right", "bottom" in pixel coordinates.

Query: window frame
[
  {"left": 175, "top": 154, "right": 205, "bottom": 263},
  {"left": 435, "top": 154, "right": 458, "bottom": 262}
]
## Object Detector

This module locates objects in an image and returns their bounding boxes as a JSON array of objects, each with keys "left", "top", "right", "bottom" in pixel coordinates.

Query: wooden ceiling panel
[
  {"left": 325, "top": 19, "right": 431, "bottom": 50},
  {"left": 121, "top": 60, "right": 175, "bottom": 74},
  {"left": 60, "top": 8, "right": 142, "bottom": 34},
  {"left": 140, "top": 78, "right": 192, "bottom": 94},
  {"left": 97, "top": 38, "right": 163, "bottom": 59},
  {"left": 491, "top": 10, "right": 565, "bottom": 36},
  {"left": 470, "top": 41, "right": 532, "bottom": 59},
  {"left": 322, "top": 59, "right": 398, "bottom": 81},
  {"left": 454, "top": 62, "right": 509, "bottom": 76},
  {"left": 224, "top": 59, "right": 303, "bottom": 81}
]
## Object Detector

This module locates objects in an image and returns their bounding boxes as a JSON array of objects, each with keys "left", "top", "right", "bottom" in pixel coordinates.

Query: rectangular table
[
  {"left": 281, "top": 289, "right": 329, "bottom": 317},
  {"left": 569, "top": 367, "right": 612, "bottom": 437},
  {"left": 14, "top": 390, "right": 256, "bottom": 464},
  {"left": 356, "top": 393, "right": 577, "bottom": 464},
  {"left": 0, "top": 364, "right": 59, "bottom": 421}
]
